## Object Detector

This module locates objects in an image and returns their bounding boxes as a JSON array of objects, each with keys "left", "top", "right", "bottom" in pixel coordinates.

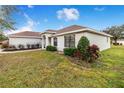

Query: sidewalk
[{"left": 0, "top": 48, "right": 41, "bottom": 54}]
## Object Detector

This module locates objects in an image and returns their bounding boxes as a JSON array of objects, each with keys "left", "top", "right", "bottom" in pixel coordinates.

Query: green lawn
[{"left": 0, "top": 46, "right": 124, "bottom": 88}]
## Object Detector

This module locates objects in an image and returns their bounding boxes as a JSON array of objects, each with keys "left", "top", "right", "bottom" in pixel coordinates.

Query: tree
[
  {"left": 120, "top": 25, "right": 124, "bottom": 39},
  {"left": 103, "top": 25, "right": 124, "bottom": 45},
  {"left": 0, "top": 34, "right": 8, "bottom": 41},
  {"left": 0, "top": 5, "right": 17, "bottom": 31}
]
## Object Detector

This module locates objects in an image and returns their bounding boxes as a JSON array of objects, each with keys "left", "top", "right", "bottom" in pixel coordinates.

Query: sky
[{"left": 7, "top": 5, "right": 124, "bottom": 34}]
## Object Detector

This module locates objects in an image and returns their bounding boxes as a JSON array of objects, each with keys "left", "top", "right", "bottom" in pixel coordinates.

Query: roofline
[
  {"left": 40, "top": 31, "right": 56, "bottom": 34},
  {"left": 9, "top": 36, "right": 42, "bottom": 39},
  {"left": 52, "top": 28, "right": 112, "bottom": 37}
]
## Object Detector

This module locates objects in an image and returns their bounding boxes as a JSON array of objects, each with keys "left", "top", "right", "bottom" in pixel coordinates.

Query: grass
[{"left": 0, "top": 46, "right": 124, "bottom": 88}]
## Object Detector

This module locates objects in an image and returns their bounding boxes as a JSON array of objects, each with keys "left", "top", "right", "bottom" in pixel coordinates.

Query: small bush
[
  {"left": 64, "top": 48, "right": 77, "bottom": 56},
  {"left": 31, "top": 44, "right": 35, "bottom": 49},
  {"left": 27, "top": 44, "right": 31, "bottom": 49},
  {"left": 9, "top": 45, "right": 16, "bottom": 49},
  {"left": 87, "top": 44, "right": 100, "bottom": 62},
  {"left": 18, "top": 44, "right": 24, "bottom": 49},
  {"left": 120, "top": 43, "right": 123, "bottom": 46},
  {"left": 5, "top": 45, "right": 17, "bottom": 51},
  {"left": 46, "top": 45, "right": 57, "bottom": 51},
  {"left": 73, "top": 50, "right": 82, "bottom": 59},
  {"left": 35, "top": 44, "right": 40, "bottom": 48}
]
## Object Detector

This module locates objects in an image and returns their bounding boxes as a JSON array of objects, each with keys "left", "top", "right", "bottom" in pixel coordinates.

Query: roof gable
[{"left": 56, "top": 25, "right": 87, "bottom": 34}]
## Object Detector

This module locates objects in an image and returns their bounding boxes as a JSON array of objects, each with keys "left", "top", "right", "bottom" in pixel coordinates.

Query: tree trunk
[{"left": 114, "top": 39, "right": 117, "bottom": 45}]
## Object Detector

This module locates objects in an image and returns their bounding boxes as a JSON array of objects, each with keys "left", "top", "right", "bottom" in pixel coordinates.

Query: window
[
  {"left": 54, "top": 37, "right": 57, "bottom": 46},
  {"left": 64, "top": 34, "right": 75, "bottom": 48},
  {"left": 48, "top": 37, "right": 51, "bottom": 45}
]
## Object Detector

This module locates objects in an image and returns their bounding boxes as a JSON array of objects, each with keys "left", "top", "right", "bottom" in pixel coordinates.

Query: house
[
  {"left": 9, "top": 25, "right": 112, "bottom": 51},
  {"left": 9, "top": 31, "right": 42, "bottom": 48},
  {"left": 115, "top": 39, "right": 124, "bottom": 45}
]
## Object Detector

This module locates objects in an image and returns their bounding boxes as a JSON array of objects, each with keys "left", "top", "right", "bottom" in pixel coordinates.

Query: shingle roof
[
  {"left": 9, "top": 31, "right": 41, "bottom": 38},
  {"left": 54, "top": 25, "right": 112, "bottom": 37},
  {"left": 9, "top": 25, "right": 112, "bottom": 38},
  {"left": 56, "top": 25, "right": 87, "bottom": 34}
]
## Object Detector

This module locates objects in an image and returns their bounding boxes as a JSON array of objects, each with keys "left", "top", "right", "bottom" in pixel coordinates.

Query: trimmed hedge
[
  {"left": 63, "top": 48, "right": 77, "bottom": 56},
  {"left": 46, "top": 45, "right": 57, "bottom": 51}
]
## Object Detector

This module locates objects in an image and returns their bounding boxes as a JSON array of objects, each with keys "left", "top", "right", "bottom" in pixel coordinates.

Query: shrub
[
  {"left": 46, "top": 45, "right": 57, "bottom": 51},
  {"left": 64, "top": 48, "right": 77, "bottom": 56},
  {"left": 27, "top": 44, "right": 31, "bottom": 49},
  {"left": 73, "top": 50, "right": 82, "bottom": 59},
  {"left": 9, "top": 45, "right": 16, "bottom": 49},
  {"left": 120, "top": 43, "right": 123, "bottom": 46},
  {"left": 77, "top": 36, "right": 89, "bottom": 53},
  {"left": 31, "top": 44, "right": 35, "bottom": 49},
  {"left": 18, "top": 44, "right": 24, "bottom": 49},
  {"left": 77, "top": 36, "right": 90, "bottom": 61},
  {"left": 35, "top": 44, "right": 40, "bottom": 48},
  {"left": 3, "top": 45, "right": 17, "bottom": 51},
  {"left": 87, "top": 44, "right": 100, "bottom": 62}
]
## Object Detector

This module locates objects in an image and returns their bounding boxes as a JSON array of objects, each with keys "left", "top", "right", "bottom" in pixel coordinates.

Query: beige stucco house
[
  {"left": 112, "top": 39, "right": 124, "bottom": 45},
  {"left": 9, "top": 25, "right": 112, "bottom": 51},
  {"left": 9, "top": 31, "right": 42, "bottom": 48}
]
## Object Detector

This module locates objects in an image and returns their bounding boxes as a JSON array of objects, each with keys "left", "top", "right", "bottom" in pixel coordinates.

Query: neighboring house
[
  {"left": 9, "top": 25, "right": 112, "bottom": 51},
  {"left": 115, "top": 39, "right": 124, "bottom": 45},
  {"left": 9, "top": 31, "right": 42, "bottom": 48}
]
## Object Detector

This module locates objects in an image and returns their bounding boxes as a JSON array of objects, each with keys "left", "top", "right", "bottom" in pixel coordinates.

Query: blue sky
[{"left": 10, "top": 5, "right": 124, "bottom": 33}]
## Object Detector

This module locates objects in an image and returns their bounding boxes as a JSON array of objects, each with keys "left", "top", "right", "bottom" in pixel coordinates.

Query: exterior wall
[
  {"left": 57, "top": 36, "right": 64, "bottom": 51},
  {"left": 55, "top": 32, "right": 111, "bottom": 51},
  {"left": 9, "top": 32, "right": 111, "bottom": 51},
  {"left": 83, "top": 32, "right": 111, "bottom": 51},
  {"left": 75, "top": 32, "right": 87, "bottom": 47},
  {"left": 9, "top": 37, "right": 42, "bottom": 49}
]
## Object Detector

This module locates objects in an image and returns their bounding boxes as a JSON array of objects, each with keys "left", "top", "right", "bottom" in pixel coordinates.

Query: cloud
[
  {"left": 94, "top": 7, "right": 105, "bottom": 11},
  {"left": 57, "top": 8, "right": 79, "bottom": 21},
  {"left": 6, "top": 13, "right": 39, "bottom": 35},
  {"left": 27, "top": 5, "right": 34, "bottom": 8}
]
